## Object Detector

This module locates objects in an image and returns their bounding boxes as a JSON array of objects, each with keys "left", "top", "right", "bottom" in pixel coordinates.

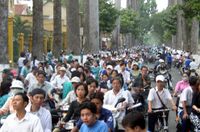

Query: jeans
[{"left": 179, "top": 110, "right": 191, "bottom": 132}]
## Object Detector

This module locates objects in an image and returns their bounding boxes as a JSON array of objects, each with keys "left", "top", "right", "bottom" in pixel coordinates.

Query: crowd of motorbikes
[{"left": 3, "top": 47, "right": 199, "bottom": 131}]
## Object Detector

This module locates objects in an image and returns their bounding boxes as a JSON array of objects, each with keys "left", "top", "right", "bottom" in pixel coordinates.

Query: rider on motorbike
[
  {"left": 155, "top": 59, "right": 173, "bottom": 91},
  {"left": 155, "top": 59, "right": 168, "bottom": 75}
]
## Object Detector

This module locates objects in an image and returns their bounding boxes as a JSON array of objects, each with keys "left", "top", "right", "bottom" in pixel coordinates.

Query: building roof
[{"left": 14, "top": 4, "right": 29, "bottom": 15}]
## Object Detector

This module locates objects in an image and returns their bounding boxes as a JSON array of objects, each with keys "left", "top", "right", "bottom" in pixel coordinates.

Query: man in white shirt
[
  {"left": 104, "top": 77, "right": 134, "bottom": 131},
  {"left": 51, "top": 67, "right": 70, "bottom": 102},
  {"left": 24, "top": 66, "right": 38, "bottom": 90},
  {"left": 17, "top": 52, "right": 26, "bottom": 75},
  {"left": 189, "top": 59, "right": 199, "bottom": 70},
  {"left": 28, "top": 70, "right": 53, "bottom": 99},
  {"left": 147, "top": 75, "right": 176, "bottom": 132},
  {"left": 26, "top": 88, "right": 52, "bottom": 132},
  {"left": 0, "top": 93, "right": 43, "bottom": 132},
  {"left": 51, "top": 67, "right": 70, "bottom": 90},
  {"left": 178, "top": 76, "right": 198, "bottom": 132},
  {"left": 119, "top": 62, "right": 131, "bottom": 90}
]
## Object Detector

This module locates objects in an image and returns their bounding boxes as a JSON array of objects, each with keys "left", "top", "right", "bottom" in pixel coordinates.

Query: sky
[
  {"left": 121, "top": 0, "right": 168, "bottom": 12},
  {"left": 156, "top": 0, "right": 168, "bottom": 12}
]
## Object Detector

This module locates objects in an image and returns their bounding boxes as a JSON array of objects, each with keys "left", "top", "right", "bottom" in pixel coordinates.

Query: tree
[
  {"left": 150, "top": 12, "right": 165, "bottom": 44},
  {"left": 53, "top": 0, "right": 62, "bottom": 57},
  {"left": 13, "top": 16, "right": 31, "bottom": 62},
  {"left": 181, "top": 0, "right": 200, "bottom": 53},
  {"left": 150, "top": 6, "right": 178, "bottom": 46},
  {"left": 66, "top": 0, "right": 80, "bottom": 55},
  {"left": 120, "top": 8, "right": 140, "bottom": 47},
  {"left": 120, "top": 9, "right": 139, "bottom": 36},
  {"left": 0, "top": 0, "right": 8, "bottom": 63},
  {"left": 83, "top": 0, "right": 99, "bottom": 54},
  {"left": 136, "top": 0, "right": 157, "bottom": 43},
  {"left": 32, "top": 0, "right": 43, "bottom": 60},
  {"left": 13, "top": 16, "right": 31, "bottom": 41},
  {"left": 181, "top": 0, "right": 200, "bottom": 20},
  {"left": 99, "top": 0, "right": 119, "bottom": 33}
]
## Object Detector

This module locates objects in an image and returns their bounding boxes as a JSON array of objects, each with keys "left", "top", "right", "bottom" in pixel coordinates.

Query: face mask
[{"left": 182, "top": 77, "right": 188, "bottom": 81}]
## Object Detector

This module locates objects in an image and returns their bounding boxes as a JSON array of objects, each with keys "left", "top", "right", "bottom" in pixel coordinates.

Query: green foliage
[
  {"left": 163, "top": 30, "right": 172, "bottom": 42},
  {"left": 13, "top": 16, "right": 31, "bottom": 62},
  {"left": 137, "top": 0, "right": 157, "bottom": 43},
  {"left": 150, "top": 6, "right": 177, "bottom": 43},
  {"left": 99, "top": 0, "right": 119, "bottom": 33},
  {"left": 119, "top": 0, "right": 157, "bottom": 43},
  {"left": 120, "top": 8, "right": 139, "bottom": 36},
  {"left": 13, "top": 16, "right": 31, "bottom": 40},
  {"left": 150, "top": 12, "right": 165, "bottom": 44},
  {"left": 162, "top": 6, "right": 177, "bottom": 35},
  {"left": 181, "top": 0, "right": 200, "bottom": 20},
  {"left": 138, "top": 0, "right": 157, "bottom": 17}
]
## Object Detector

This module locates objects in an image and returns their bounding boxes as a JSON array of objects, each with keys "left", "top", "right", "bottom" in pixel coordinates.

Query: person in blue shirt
[
  {"left": 20, "top": 59, "right": 30, "bottom": 81},
  {"left": 79, "top": 102, "right": 109, "bottom": 132},
  {"left": 47, "top": 49, "right": 53, "bottom": 65},
  {"left": 72, "top": 92, "right": 113, "bottom": 132},
  {"left": 184, "top": 57, "right": 192, "bottom": 69},
  {"left": 91, "top": 60, "right": 101, "bottom": 81},
  {"left": 167, "top": 53, "right": 173, "bottom": 69}
]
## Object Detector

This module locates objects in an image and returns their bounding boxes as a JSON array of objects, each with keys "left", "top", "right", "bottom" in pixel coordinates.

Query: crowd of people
[{"left": 0, "top": 46, "right": 199, "bottom": 132}]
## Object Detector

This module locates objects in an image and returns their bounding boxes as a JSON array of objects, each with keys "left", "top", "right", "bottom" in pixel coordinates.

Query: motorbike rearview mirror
[{"left": 114, "top": 97, "right": 125, "bottom": 108}]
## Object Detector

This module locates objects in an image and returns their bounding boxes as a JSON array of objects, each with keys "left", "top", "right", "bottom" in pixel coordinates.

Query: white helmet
[
  {"left": 10, "top": 80, "right": 24, "bottom": 89},
  {"left": 159, "top": 59, "right": 164, "bottom": 63}
]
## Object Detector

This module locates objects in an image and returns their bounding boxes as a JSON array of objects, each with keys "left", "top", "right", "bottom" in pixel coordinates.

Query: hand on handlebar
[
  {"left": 57, "top": 120, "right": 66, "bottom": 128},
  {"left": 148, "top": 108, "right": 152, "bottom": 113},
  {"left": 117, "top": 107, "right": 126, "bottom": 111},
  {"left": 49, "top": 95, "right": 55, "bottom": 100},
  {"left": 183, "top": 113, "right": 188, "bottom": 119},
  {"left": 172, "top": 105, "right": 177, "bottom": 111}
]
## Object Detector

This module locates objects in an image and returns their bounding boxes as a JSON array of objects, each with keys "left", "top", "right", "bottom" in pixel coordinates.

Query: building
[
  {"left": 9, "top": 0, "right": 67, "bottom": 32},
  {"left": 14, "top": 0, "right": 33, "bottom": 11}
]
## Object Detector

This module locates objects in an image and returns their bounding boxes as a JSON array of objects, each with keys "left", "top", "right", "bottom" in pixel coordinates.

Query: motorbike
[
  {"left": 51, "top": 104, "right": 69, "bottom": 129},
  {"left": 157, "top": 69, "right": 173, "bottom": 91},
  {"left": 190, "top": 69, "right": 198, "bottom": 77},
  {"left": 103, "top": 97, "right": 126, "bottom": 130},
  {"left": 129, "top": 84, "right": 150, "bottom": 114},
  {"left": 148, "top": 68, "right": 156, "bottom": 81}
]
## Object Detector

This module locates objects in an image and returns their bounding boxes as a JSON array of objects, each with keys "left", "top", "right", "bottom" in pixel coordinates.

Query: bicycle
[{"left": 151, "top": 108, "right": 171, "bottom": 132}]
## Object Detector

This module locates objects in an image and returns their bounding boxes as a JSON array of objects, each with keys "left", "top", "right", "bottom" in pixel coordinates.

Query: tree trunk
[
  {"left": 182, "top": 16, "right": 189, "bottom": 51},
  {"left": 168, "top": 0, "right": 177, "bottom": 6},
  {"left": 127, "top": 0, "right": 138, "bottom": 11},
  {"left": 32, "top": 0, "right": 43, "bottom": 60},
  {"left": 168, "top": 0, "right": 177, "bottom": 49},
  {"left": 126, "top": 0, "right": 138, "bottom": 48},
  {"left": 53, "top": 0, "right": 62, "bottom": 58},
  {"left": 111, "top": 0, "right": 120, "bottom": 51},
  {"left": 66, "top": 0, "right": 80, "bottom": 55},
  {"left": 171, "top": 35, "right": 176, "bottom": 49},
  {"left": 176, "top": 10, "right": 183, "bottom": 50},
  {"left": 190, "top": 18, "right": 199, "bottom": 54},
  {"left": 83, "top": 0, "right": 99, "bottom": 54},
  {"left": 0, "top": 0, "right": 8, "bottom": 63}
]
